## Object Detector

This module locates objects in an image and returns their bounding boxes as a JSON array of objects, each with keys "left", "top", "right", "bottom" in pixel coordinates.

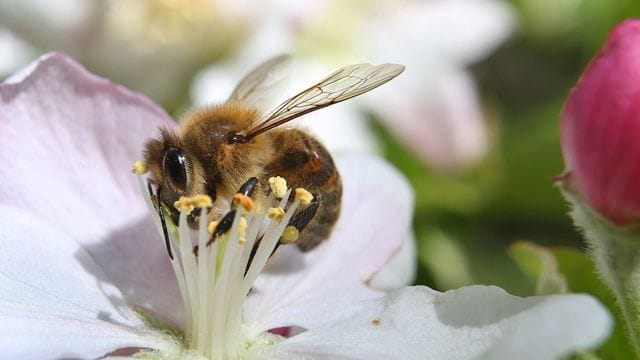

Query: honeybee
[{"left": 144, "top": 55, "right": 404, "bottom": 251}]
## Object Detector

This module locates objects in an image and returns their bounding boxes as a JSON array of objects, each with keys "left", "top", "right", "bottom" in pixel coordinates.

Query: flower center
[{"left": 133, "top": 162, "right": 312, "bottom": 359}]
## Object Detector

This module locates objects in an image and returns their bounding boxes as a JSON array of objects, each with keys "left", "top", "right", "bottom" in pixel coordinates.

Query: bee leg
[
  {"left": 287, "top": 200, "right": 320, "bottom": 234},
  {"left": 151, "top": 186, "right": 173, "bottom": 260}
]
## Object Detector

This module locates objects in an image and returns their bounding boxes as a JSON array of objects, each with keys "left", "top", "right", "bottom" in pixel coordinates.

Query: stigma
[{"left": 134, "top": 169, "right": 303, "bottom": 359}]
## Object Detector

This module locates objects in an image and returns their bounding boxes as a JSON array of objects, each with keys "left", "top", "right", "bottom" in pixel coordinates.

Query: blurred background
[{"left": 2, "top": 0, "right": 639, "bottom": 356}]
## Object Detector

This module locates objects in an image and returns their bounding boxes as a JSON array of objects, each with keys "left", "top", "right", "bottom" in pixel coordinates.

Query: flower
[
  {"left": 192, "top": 0, "right": 517, "bottom": 171},
  {"left": 0, "top": 53, "right": 611, "bottom": 359},
  {"left": 560, "top": 19, "right": 640, "bottom": 226}
]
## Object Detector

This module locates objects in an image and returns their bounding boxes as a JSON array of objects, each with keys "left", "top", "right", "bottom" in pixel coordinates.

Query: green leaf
[
  {"left": 509, "top": 240, "right": 568, "bottom": 295},
  {"left": 510, "top": 240, "right": 632, "bottom": 358}
]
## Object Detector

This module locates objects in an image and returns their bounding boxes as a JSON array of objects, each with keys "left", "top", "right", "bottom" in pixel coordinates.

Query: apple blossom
[{"left": 0, "top": 53, "right": 612, "bottom": 359}]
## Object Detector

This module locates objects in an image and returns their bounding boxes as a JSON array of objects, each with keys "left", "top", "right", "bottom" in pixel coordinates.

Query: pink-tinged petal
[
  {"left": 243, "top": 155, "right": 414, "bottom": 335},
  {"left": 0, "top": 206, "right": 169, "bottom": 358},
  {"left": 258, "top": 286, "right": 611, "bottom": 360},
  {"left": 0, "top": 53, "right": 184, "bottom": 327},
  {"left": 561, "top": 20, "right": 640, "bottom": 225},
  {"left": 372, "top": 67, "right": 488, "bottom": 170}
]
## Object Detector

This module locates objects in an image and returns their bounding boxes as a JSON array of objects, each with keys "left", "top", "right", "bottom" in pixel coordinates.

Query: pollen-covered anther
[
  {"left": 174, "top": 196, "right": 195, "bottom": 215},
  {"left": 295, "top": 188, "right": 314, "bottom": 205},
  {"left": 233, "top": 194, "right": 254, "bottom": 212},
  {"left": 207, "top": 221, "right": 218, "bottom": 234},
  {"left": 269, "top": 176, "right": 288, "bottom": 198},
  {"left": 191, "top": 194, "right": 213, "bottom": 208},
  {"left": 131, "top": 161, "right": 148, "bottom": 175},
  {"left": 281, "top": 226, "right": 300, "bottom": 244},
  {"left": 267, "top": 207, "right": 285, "bottom": 222}
]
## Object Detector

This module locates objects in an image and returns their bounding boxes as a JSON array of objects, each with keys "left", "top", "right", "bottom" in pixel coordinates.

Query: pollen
[
  {"left": 267, "top": 207, "right": 285, "bottom": 221},
  {"left": 269, "top": 176, "right": 288, "bottom": 198},
  {"left": 233, "top": 194, "right": 254, "bottom": 212},
  {"left": 207, "top": 221, "right": 218, "bottom": 234},
  {"left": 191, "top": 194, "right": 213, "bottom": 208},
  {"left": 174, "top": 197, "right": 195, "bottom": 215},
  {"left": 281, "top": 226, "right": 300, "bottom": 244},
  {"left": 372, "top": 318, "right": 382, "bottom": 326},
  {"left": 295, "top": 188, "right": 314, "bottom": 205},
  {"left": 238, "top": 217, "right": 248, "bottom": 239},
  {"left": 131, "top": 161, "right": 148, "bottom": 175}
]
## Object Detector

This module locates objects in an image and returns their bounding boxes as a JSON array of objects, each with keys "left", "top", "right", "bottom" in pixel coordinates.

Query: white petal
[
  {"left": 0, "top": 206, "right": 168, "bottom": 358},
  {"left": 0, "top": 53, "right": 184, "bottom": 327},
  {"left": 264, "top": 286, "right": 611, "bottom": 360},
  {"left": 243, "top": 155, "right": 414, "bottom": 335},
  {"left": 365, "top": 0, "right": 516, "bottom": 66},
  {"left": 368, "top": 231, "right": 416, "bottom": 291}
]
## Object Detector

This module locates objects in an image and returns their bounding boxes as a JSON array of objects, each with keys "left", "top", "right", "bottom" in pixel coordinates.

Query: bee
[{"left": 144, "top": 55, "right": 404, "bottom": 252}]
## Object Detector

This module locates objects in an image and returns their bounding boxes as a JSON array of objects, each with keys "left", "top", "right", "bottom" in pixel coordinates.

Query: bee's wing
[
  {"left": 227, "top": 54, "right": 292, "bottom": 112},
  {"left": 243, "top": 63, "right": 405, "bottom": 139}
]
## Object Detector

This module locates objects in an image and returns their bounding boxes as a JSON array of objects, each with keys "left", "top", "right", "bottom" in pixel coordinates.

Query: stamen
[
  {"left": 134, "top": 168, "right": 310, "bottom": 359},
  {"left": 269, "top": 176, "right": 287, "bottom": 198},
  {"left": 295, "top": 188, "right": 314, "bottom": 205},
  {"left": 232, "top": 194, "right": 254, "bottom": 213},
  {"left": 280, "top": 226, "right": 300, "bottom": 244},
  {"left": 174, "top": 196, "right": 196, "bottom": 215},
  {"left": 131, "top": 160, "right": 148, "bottom": 175},
  {"left": 267, "top": 207, "right": 285, "bottom": 221}
]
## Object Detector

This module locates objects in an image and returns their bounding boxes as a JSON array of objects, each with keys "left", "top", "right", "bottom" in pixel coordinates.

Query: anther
[
  {"left": 174, "top": 197, "right": 195, "bottom": 215},
  {"left": 131, "top": 161, "right": 148, "bottom": 175},
  {"left": 281, "top": 226, "right": 300, "bottom": 244},
  {"left": 295, "top": 188, "right": 314, "bottom": 205},
  {"left": 267, "top": 207, "right": 285, "bottom": 222},
  {"left": 233, "top": 194, "right": 254, "bottom": 212},
  {"left": 269, "top": 176, "right": 287, "bottom": 198}
]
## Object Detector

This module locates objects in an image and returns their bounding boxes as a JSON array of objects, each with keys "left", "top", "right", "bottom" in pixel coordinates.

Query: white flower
[{"left": 0, "top": 53, "right": 611, "bottom": 359}]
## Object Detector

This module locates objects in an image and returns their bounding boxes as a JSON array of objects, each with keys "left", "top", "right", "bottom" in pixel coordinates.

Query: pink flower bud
[{"left": 561, "top": 20, "right": 640, "bottom": 226}]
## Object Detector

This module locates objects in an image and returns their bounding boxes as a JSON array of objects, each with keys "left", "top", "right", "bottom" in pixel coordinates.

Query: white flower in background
[
  {"left": 192, "top": 0, "right": 516, "bottom": 171},
  {"left": 0, "top": 0, "right": 251, "bottom": 103},
  {"left": 0, "top": 53, "right": 611, "bottom": 359}
]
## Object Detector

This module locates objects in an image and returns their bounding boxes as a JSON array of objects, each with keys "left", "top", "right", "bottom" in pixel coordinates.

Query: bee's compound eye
[{"left": 163, "top": 148, "right": 189, "bottom": 190}]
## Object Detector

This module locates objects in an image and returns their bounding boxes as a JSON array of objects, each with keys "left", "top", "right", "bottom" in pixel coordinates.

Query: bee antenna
[{"left": 155, "top": 187, "right": 174, "bottom": 260}]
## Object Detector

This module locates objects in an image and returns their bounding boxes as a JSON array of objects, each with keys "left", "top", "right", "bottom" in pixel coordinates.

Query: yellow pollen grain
[
  {"left": 269, "top": 176, "right": 288, "bottom": 198},
  {"left": 174, "top": 197, "right": 195, "bottom": 215},
  {"left": 238, "top": 217, "right": 248, "bottom": 237},
  {"left": 207, "top": 221, "right": 218, "bottom": 234},
  {"left": 295, "top": 188, "right": 314, "bottom": 205},
  {"left": 191, "top": 194, "right": 212, "bottom": 208},
  {"left": 267, "top": 207, "right": 285, "bottom": 222},
  {"left": 281, "top": 226, "right": 299, "bottom": 244},
  {"left": 131, "top": 161, "right": 148, "bottom": 175},
  {"left": 233, "top": 194, "right": 254, "bottom": 212}
]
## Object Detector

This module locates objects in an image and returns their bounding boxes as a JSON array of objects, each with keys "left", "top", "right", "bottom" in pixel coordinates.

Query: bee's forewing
[
  {"left": 227, "top": 54, "right": 292, "bottom": 113},
  {"left": 244, "top": 63, "right": 405, "bottom": 138}
]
